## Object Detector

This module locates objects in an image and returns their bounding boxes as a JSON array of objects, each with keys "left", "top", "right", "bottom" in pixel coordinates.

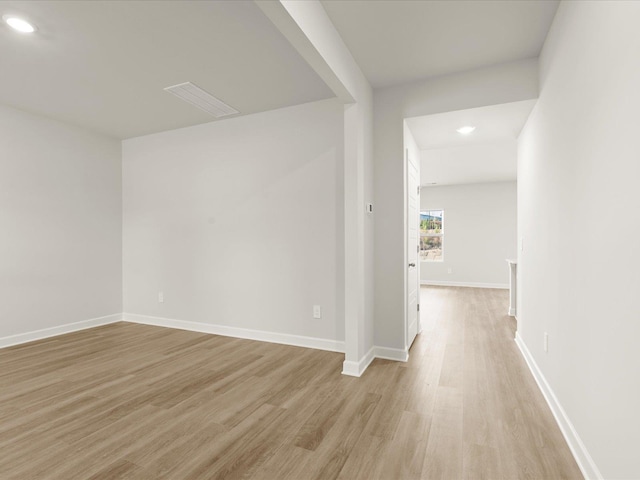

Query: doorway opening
[{"left": 402, "top": 99, "right": 535, "bottom": 354}]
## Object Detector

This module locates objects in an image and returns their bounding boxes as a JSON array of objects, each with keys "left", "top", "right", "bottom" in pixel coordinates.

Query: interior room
[
  {"left": 1, "top": 1, "right": 638, "bottom": 479},
  {"left": 407, "top": 101, "right": 532, "bottom": 290}
]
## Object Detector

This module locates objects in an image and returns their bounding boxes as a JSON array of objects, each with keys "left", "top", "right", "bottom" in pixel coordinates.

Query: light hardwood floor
[{"left": 0, "top": 287, "right": 583, "bottom": 479}]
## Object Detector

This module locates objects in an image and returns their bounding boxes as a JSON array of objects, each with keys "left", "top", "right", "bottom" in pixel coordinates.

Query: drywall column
[
  {"left": 343, "top": 103, "right": 366, "bottom": 373},
  {"left": 256, "top": 0, "right": 374, "bottom": 375}
]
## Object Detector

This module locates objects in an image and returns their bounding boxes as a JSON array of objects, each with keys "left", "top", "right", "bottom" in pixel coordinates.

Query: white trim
[
  {"left": 508, "top": 307, "right": 517, "bottom": 316},
  {"left": 124, "top": 312, "right": 345, "bottom": 353},
  {"left": 408, "top": 318, "right": 417, "bottom": 346},
  {"left": 342, "top": 346, "right": 375, "bottom": 377},
  {"left": 403, "top": 146, "right": 409, "bottom": 369},
  {"left": 0, "top": 311, "right": 410, "bottom": 378},
  {"left": 0, "top": 313, "right": 122, "bottom": 349},
  {"left": 515, "top": 332, "right": 602, "bottom": 480},
  {"left": 421, "top": 280, "right": 508, "bottom": 289},
  {"left": 126, "top": 313, "right": 409, "bottom": 376},
  {"left": 374, "top": 346, "right": 409, "bottom": 362},
  {"left": 341, "top": 361, "right": 360, "bottom": 377},
  {"left": 342, "top": 346, "right": 409, "bottom": 376}
]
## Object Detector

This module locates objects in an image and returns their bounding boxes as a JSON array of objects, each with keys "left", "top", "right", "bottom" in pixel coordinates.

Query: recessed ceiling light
[
  {"left": 456, "top": 126, "right": 476, "bottom": 135},
  {"left": 3, "top": 15, "right": 36, "bottom": 33}
]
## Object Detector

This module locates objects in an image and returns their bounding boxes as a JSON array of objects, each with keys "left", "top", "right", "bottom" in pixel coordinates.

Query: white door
[{"left": 407, "top": 149, "right": 420, "bottom": 348}]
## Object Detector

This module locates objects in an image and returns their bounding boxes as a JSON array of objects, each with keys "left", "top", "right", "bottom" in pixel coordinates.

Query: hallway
[{"left": 401, "top": 286, "right": 582, "bottom": 478}]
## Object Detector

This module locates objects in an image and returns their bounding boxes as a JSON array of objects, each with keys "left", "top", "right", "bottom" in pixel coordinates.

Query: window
[{"left": 420, "top": 210, "right": 443, "bottom": 261}]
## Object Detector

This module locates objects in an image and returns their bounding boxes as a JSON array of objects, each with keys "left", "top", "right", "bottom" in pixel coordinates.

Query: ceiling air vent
[{"left": 164, "top": 82, "right": 239, "bottom": 118}]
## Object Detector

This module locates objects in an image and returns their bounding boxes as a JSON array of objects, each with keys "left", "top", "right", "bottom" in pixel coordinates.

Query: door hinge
[
  {"left": 417, "top": 303, "right": 420, "bottom": 312},
  {"left": 417, "top": 185, "right": 420, "bottom": 195},
  {"left": 417, "top": 245, "right": 420, "bottom": 253}
]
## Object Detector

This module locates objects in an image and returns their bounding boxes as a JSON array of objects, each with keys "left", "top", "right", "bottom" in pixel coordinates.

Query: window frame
[{"left": 420, "top": 209, "right": 444, "bottom": 262}]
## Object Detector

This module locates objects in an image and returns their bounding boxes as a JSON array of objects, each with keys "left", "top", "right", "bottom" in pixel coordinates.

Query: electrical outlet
[
  {"left": 447, "top": 267, "right": 453, "bottom": 274},
  {"left": 158, "top": 291, "right": 164, "bottom": 303},
  {"left": 544, "top": 332, "right": 549, "bottom": 353},
  {"left": 313, "top": 305, "right": 321, "bottom": 319}
]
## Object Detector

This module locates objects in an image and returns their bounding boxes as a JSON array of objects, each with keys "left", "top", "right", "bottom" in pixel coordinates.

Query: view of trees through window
[{"left": 420, "top": 210, "right": 443, "bottom": 261}]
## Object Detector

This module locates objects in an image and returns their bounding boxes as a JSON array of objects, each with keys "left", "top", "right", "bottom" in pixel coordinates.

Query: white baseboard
[
  {"left": 124, "top": 312, "right": 346, "bottom": 353},
  {"left": 374, "top": 345, "right": 409, "bottom": 362},
  {"left": 421, "top": 280, "right": 508, "bottom": 289},
  {"left": 0, "top": 310, "right": 411, "bottom": 379},
  {"left": 125, "top": 313, "right": 411, "bottom": 377},
  {"left": 342, "top": 345, "right": 409, "bottom": 377},
  {"left": 0, "top": 313, "right": 122, "bottom": 349},
  {"left": 515, "top": 332, "right": 602, "bottom": 480},
  {"left": 0, "top": 309, "right": 410, "bottom": 377},
  {"left": 342, "top": 346, "right": 375, "bottom": 377}
]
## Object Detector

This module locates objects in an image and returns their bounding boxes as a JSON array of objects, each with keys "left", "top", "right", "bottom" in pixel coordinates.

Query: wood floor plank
[
  {"left": 249, "top": 444, "right": 313, "bottom": 480},
  {"left": 376, "top": 410, "right": 432, "bottom": 480},
  {"left": 421, "top": 385, "right": 464, "bottom": 479},
  {"left": 335, "top": 433, "right": 387, "bottom": 480},
  {"left": 86, "top": 459, "right": 145, "bottom": 480},
  {"left": 0, "top": 288, "right": 583, "bottom": 479},
  {"left": 293, "top": 390, "right": 347, "bottom": 451}
]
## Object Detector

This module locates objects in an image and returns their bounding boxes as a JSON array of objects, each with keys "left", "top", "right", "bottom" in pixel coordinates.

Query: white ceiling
[
  {"left": 420, "top": 142, "right": 517, "bottom": 187},
  {"left": 406, "top": 100, "right": 537, "bottom": 186},
  {"left": 321, "top": 0, "right": 559, "bottom": 88},
  {"left": 0, "top": 1, "right": 334, "bottom": 139},
  {"left": 406, "top": 100, "right": 537, "bottom": 150}
]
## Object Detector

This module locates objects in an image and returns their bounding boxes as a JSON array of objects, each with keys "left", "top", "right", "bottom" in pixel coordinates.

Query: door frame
[{"left": 404, "top": 147, "right": 421, "bottom": 350}]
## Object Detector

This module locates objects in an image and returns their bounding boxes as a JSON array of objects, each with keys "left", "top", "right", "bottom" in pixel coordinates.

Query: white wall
[
  {"left": 0, "top": 104, "right": 122, "bottom": 340},
  {"left": 518, "top": 2, "right": 640, "bottom": 478},
  {"left": 374, "top": 59, "right": 538, "bottom": 351},
  {"left": 420, "top": 182, "right": 516, "bottom": 288},
  {"left": 123, "top": 99, "right": 345, "bottom": 343}
]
